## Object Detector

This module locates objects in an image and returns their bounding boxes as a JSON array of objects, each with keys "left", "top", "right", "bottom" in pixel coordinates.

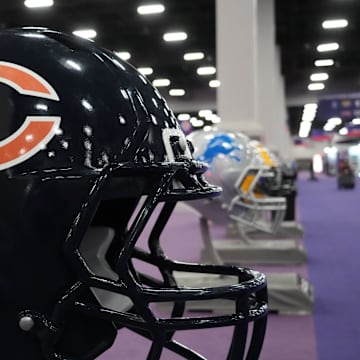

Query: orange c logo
[{"left": 0, "top": 61, "right": 60, "bottom": 170}]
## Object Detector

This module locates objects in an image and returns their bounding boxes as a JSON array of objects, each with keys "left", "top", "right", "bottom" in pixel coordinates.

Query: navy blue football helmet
[{"left": 0, "top": 28, "right": 267, "bottom": 359}]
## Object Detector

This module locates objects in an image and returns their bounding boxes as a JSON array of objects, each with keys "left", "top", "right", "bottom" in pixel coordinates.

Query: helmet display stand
[
  {"left": 202, "top": 220, "right": 307, "bottom": 265},
  {"left": 277, "top": 220, "right": 304, "bottom": 238},
  {"left": 272, "top": 173, "right": 304, "bottom": 238},
  {"left": 170, "top": 218, "right": 314, "bottom": 315},
  {"left": 243, "top": 185, "right": 304, "bottom": 239},
  {"left": 240, "top": 221, "right": 304, "bottom": 240}
]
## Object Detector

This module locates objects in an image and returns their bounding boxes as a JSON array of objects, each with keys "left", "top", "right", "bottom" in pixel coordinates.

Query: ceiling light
[
  {"left": 169, "top": 89, "right": 185, "bottom": 96},
  {"left": 210, "top": 115, "right": 221, "bottom": 124},
  {"left": 209, "top": 80, "right": 221, "bottom": 88},
  {"left": 177, "top": 113, "right": 191, "bottom": 121},
  {"left": 301, "top": 103, "right": 317, "bottom": 121},
  {"left": 72, "top": 29, "right": 97, "bottom": 39},
  {"left": 197, "top": 66, "right": 216, "bottom": 75},
  {"left": 138, "top": 67, "right": 153, "bottom": 75},
  {"left": 184, "top": 52, "right": 204, "bottom": 61},
  {"left": 302, "top": 113, "right": 315, "bottom": 122},
  {"left": 299, "top": 121, "right": 312, "bottom": 138},
  {"left": 322, "top": 19, "right": 348, "bottom": 29},
  {"left": 198, "top": 109, "right": 213, "bottom": 117},
  {"left": 205, "top": 113, "right": 220, "bottom": 122},
  {"left": 152, "top": 78, "right": 170, "bottom": 87},
  {"left": 163, "top": 32, "right": 187, "bottom": 42},
  {"left": 327, "top": 117, "right": 342, "bottom": 125},
  {"left": 304, "top": 103, "right": 318, "bottom": 109},
  {"left": 314, "top": 59, "right": 335, "bottom": 67},
  {"left": 303, "top": 108, "right": 317, "bottom": 115},
  {"left": 310, "top": 73, "right": 329, "bottom": 81},
  {"left": 339, "top": 127, "right": 348, "bottom": 135},
  {"left": 300, "top": 121, "right": 312, "bottom": 131},
  {"left": 203, "top": 125, "right": 213, "bottom": 132},
  {"left": 137, "top": 4, "right": 165, "bottom": 15},
  {"left": 316, "top": 42, "right": 339, "bottom": 52},
  {"left": 24, "top": 0, "right": 53, "bottom": 8},
  {"left": 302, "top": 110, "right": 317, "bottom": 119},
  {"left": 190, "top": 118, "right": 204, "bottom": 127},
  {"left": 308, "top": 83, "right": 325, "bottom": 91},
  {"left": 303, "top": 107, "right": 317, "bottom": 114},
  {"left": 115, "top": 51, "right": 131, "bottom": 61},
  {"left": 323, "top": 123, "right": 335, "bottom": 131}
]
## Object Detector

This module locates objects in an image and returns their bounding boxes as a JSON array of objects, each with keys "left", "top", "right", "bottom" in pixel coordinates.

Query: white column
[
  {"left": 256, "top": 0, "right": 294, "bottom": 159},
  {"left": 275, "top": 59, "right": 295, "bottom": 160},
  {"left": 256, "top": 0, "right": 276, "bottom": 145},
  {"left": 216, "top": 0, "right": 263, "bottom": 138}
]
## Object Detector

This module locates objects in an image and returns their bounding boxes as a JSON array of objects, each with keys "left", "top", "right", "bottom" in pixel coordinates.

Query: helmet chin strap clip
[
  {"left": 18, "top": 314, "right": 35, "bottom": 331},
  {"left": 18, "top": 310, "right": 61, "bottom": 359},
  {"left": 18, "top": 310, "right": 57, "bottom": 333}
]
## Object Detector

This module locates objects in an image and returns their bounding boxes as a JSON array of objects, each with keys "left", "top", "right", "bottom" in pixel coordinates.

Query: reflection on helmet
[
  {"left": 0, "top": 28, "right": 268, "bottom": 359},
  {"left": 187, "top": 129, "right": 286, "bottom": 233}
]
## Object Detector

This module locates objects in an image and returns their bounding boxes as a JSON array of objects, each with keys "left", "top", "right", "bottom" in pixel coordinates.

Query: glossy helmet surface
[
  {"left": 0, "top": 28, "right": 268, "bottom": 359},
  {"left": 187, "top": 129, "right": 286, "bottom": 233}
]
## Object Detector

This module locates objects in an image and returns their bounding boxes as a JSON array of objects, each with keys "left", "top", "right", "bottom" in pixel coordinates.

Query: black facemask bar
[{"left": 19, "top": 161, "right": 268, "bottom": 360}]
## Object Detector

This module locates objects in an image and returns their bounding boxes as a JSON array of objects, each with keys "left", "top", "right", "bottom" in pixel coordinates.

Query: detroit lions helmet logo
[{"left": 197, "top": 133, "right": 242, "bottom": 167}]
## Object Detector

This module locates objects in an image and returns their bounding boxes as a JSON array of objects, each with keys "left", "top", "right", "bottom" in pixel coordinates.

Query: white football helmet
[{"left": 187, "top": 129, "right": 287, "bottom": 233}]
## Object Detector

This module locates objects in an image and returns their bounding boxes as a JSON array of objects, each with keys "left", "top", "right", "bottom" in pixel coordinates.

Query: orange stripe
[
  {"left": 0, "top": 64, "right": 51, "bottom": 95},
  {"left": 0, "top": 120, "right": 54, "bottom": 164},
  {"left": 240, "top": 174, "right": 255, "bottom": 194},
  {"left": 256, "top": 145, "right": 276, "bottom": 166}
]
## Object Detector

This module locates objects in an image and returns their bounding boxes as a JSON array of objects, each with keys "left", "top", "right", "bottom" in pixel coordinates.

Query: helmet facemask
[
  {"left": 229, "top": 164, "right": 287, "bottom": 233},
  {"left": 10, "top": 142, "right": 267, "bottom": 360}
]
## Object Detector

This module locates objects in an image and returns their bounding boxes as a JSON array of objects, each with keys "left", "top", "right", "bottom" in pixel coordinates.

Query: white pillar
[
  {"left": 216, "top": 0, "right": 263, "bottom": 138},
  {"left": 256, "top": 0, "right": 276, "bottom": 144},
  {"left": 256, "top": 0, "right": 293, "bottom": 159},
  {"left": 274, "top": 47, "right": 295, "bottom": 160}
]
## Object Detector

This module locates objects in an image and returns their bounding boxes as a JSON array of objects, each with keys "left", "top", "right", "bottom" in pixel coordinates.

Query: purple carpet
[
  {"left": 297, "top": 174, "right": 360, "bottom": 360},
  {"left": 98, "top": 196, "right": 318, "bottom": 359}
]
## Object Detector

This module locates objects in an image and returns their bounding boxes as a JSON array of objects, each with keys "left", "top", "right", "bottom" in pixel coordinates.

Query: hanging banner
[{"left": 317, "top": 92, "right": 360, "bottom": 121}]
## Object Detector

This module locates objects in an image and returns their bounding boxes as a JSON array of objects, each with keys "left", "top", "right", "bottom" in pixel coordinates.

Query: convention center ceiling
[{"left": 1, "top": 0, "right": 359, "bottom": 136}]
